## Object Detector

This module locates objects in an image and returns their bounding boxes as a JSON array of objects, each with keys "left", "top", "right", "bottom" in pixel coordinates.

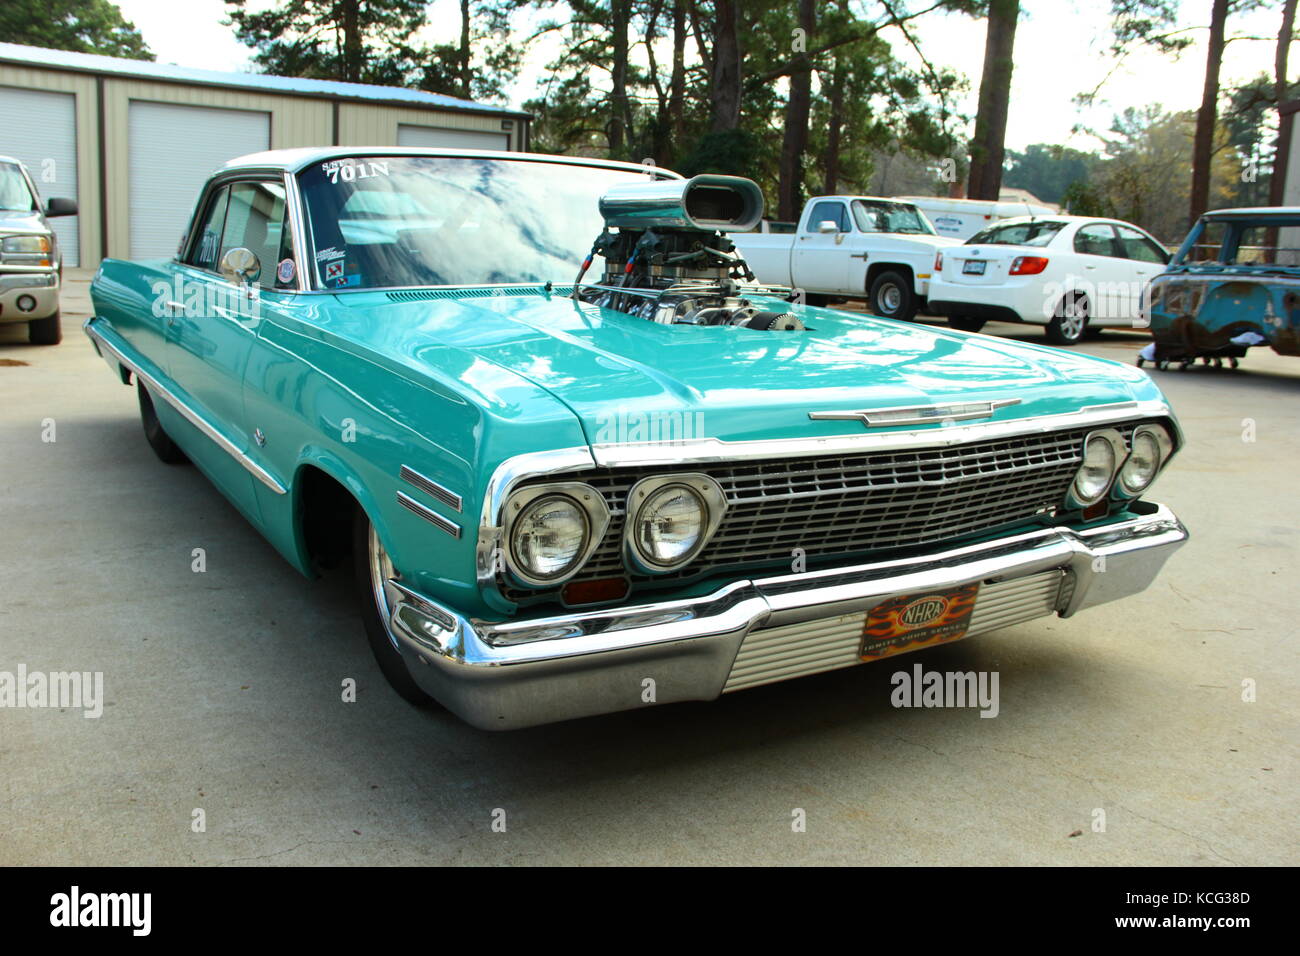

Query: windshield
[
  {"left": 297, "top": 156, "right": 665, "bottom": 289},
  {"left": 968, "top": 220, "right": 1065, "bottom": 247},
  {"left": 1174, "top": 217, "right": 1300, "bottom": 267},
  {"left": 0, "top": 163, "right": 37, "bottom": 212},
  {"left": 851, "top": 199, "right": 934, "bottom": 235}
]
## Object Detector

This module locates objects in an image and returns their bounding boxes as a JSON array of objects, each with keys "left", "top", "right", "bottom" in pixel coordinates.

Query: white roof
[
  {"left": 1203, "top": 206, "right": 1300, "bottom": 218},
  {"left": 219, "top": 147, "right": 675, "bottom": 176},
  {"left": 0, "top": 42, "right": 526, "bottom": 117}
]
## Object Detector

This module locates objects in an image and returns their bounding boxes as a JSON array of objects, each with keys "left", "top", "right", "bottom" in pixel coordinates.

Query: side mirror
[
  {"left": 45, "top": 197, "right": 77, "bottom": 218},
  {"left": 817, "top": 220, "right": 839, "bottom": 234},
  {"left": 219, "top": 247, "right": 261, "bottom": 285}
]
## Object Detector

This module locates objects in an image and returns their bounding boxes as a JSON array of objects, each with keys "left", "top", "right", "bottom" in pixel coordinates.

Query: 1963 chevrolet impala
[{"left": 86, "top": 148, "right": 1188, "bottom": 729}]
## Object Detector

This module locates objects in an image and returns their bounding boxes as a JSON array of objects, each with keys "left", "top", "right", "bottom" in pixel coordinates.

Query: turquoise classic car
[{"left": 86, "top": 148, "right": 1189, "bottom": 729}]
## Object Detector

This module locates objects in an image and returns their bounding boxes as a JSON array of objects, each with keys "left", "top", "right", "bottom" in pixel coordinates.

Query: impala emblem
[{"left": 809, "top": 399, "right": 1020, "bottom": 428}]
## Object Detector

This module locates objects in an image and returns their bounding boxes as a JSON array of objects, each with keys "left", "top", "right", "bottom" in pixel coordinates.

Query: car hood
[
  {"left": 335, "top": 289, "right": 1163, "bottom": 445},
  {"left": 0, "top": 211, "right": 48, "bottom": 235}
]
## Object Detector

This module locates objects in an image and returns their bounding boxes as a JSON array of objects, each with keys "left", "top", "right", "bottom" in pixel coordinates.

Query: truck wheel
[
  {"left": 28, "top": 311, "right": 62, "bottom": 345},
  {"left": 1046, "top": 293, "right": 1089, "bottom": 345},
  {"left": 947, "top": 316, "right": 987, "bottom": 333},
  {"left": 869, "top": 271, "right": 917, "bottom": 321},
  {"left": 137, "top": 382, "right": 189, "bottom": 464},
  {"left": 352, "top": 508, "right": 436, "bottom": 707}
]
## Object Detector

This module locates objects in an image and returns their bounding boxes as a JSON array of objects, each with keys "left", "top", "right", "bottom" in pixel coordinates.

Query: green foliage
[
  {"left": 0, "top": 0, "right": 153, "bottom": 60},
  {"left": 1004, "top": 144, "right": 1101, "bottom": 205}
]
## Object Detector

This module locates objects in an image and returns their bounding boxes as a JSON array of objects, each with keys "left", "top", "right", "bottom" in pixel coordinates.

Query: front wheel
[
  {"left": 868, "top": 270, "right": 917, "bottom": 321},
  {"left": 947, "top": 315, "right": 987, "bottom": 333},
  {"left": 28, "top": 311, "right": 61, "bottom": 345},
  {"left": 1046, "top": 293, "right": 1089, "bottom": 345},
  {"left": 351, "top": 508, "right": 436, "bottom": 707}
]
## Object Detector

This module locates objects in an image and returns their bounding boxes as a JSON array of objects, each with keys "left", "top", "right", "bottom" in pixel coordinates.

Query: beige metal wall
[
  {"left": 338, "top": 102, "right": 516, "bottom": 150},
  {"left": 0, "top": 63, "right": 524, "bottom": 264},
  {"left": 0, "top": 64, "right": 100, "bottom": 265}
]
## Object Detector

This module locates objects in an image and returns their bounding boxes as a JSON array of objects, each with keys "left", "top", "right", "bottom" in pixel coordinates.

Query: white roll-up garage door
[
  {"left": 0, "top": 87, "right": 80, "bottom": 266},
  {"left": 397, "top": 123, "right": 509, "bottom": 150},
  {"left": 128, "top": 101, "right": 270, "bottom": 259}
]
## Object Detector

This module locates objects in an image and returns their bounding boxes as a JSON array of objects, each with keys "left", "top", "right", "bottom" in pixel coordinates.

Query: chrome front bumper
[
  {"left": 388, "top": 501, "right": 1187, "bottom": 729},
  {"left": 0, "top": 271, "right": 59, "bottom": 322}
]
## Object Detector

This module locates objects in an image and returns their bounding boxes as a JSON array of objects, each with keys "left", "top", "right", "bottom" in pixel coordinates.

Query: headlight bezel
[
  {"left": 501, "top": 481, "right": 610, "bottom": 588},
  {"left": 623, "top": 473, "right": 728, "bottom": 574},
  {"left": 1114, "top": 423, "right": 1173, "bottom": 497},
  {"left": 1067, "top": 428, "right": 1126, "bottom": 508}
]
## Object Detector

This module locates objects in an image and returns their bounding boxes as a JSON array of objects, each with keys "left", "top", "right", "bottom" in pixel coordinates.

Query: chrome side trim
[
  {"left": 589, "top": 399, "right": 1174, "bottom": 467},
  {"left": 84, "top": 319, "right": 288, "bottom": 495},
  {"left": 399, "top": 465, "right": 462, "bottom": 512},
  {"left": 397, "top": 491, "right": 462, "bottom": 539},
  {"left": 809, "top": 399, "right": 1020, "bottom": 428}
]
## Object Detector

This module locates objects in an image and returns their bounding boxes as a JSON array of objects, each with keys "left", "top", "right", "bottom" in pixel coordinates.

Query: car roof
[
  {"left": 218, "top": 147, "right": 683, "bottom": 179},
  {"left": 1202, "top": 206, "right": 1300, "bottom": 218}
]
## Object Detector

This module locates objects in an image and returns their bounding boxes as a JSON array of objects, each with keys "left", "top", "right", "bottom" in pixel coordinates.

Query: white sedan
[{"left": 925, "top": 215, "right": 1170, "bottom": 345}]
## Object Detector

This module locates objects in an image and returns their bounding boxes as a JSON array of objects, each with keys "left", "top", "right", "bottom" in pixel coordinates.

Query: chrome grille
[{"left": 504, "top": 424, "right": 1132, "bottom": 602}]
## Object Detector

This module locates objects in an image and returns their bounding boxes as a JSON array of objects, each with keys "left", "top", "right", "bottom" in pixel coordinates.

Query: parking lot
[{"left": 0, "top": 274, "right": 1295, "bottom": 866}]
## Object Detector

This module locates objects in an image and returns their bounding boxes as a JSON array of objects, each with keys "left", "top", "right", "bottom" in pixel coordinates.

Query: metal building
[{"left": 0, "top": 42, "right": 530, "bottom": 267}]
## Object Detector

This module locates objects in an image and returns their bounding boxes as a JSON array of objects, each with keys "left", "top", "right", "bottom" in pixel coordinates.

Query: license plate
[
  {"left": 962, "top": 259, "right": 986, "bottom": 275},
  {"left": 860, "top": 583, "right": 981, "bottom": 661}
]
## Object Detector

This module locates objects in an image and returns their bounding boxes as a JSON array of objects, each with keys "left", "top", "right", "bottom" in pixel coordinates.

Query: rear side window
[
  {"left": 806, "top": 201, "right": 850, "bottom": 233},
  {"left": 968, "top": 220, "right": 1064, "bottom": 246},
  {"left": 218, "top": 181, "right": 292, "bottom": 289},
  {"left": 1074, "top": 223, "right": 1120, "bottom": 257}
]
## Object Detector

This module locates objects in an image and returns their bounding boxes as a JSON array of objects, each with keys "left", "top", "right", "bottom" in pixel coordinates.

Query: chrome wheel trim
[
  {"left": 1060, "top": 295, "right": 1087, "bottom": 340},
  {"left": 879, "top": 283, "right": 902, "bottom": 313},
  {"left": 367, "top": 523, "right": 402, "bottom": 649}
]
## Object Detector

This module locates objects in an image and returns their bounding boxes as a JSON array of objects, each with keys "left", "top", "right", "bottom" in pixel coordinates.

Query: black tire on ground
[
  {"left": 136, "top": 382, "right": 189, "bottom": 464},
  {"left": 28, "top": 311, "right": 62, "bottom": 345},
  {"left": 1046, "top": 292, "right": 1089, "bottom": 346},
  {"left": 801, "top": 292, "right": 830, "bottom": 307},
  {"left": 947, "top": 315, "right": 987, "bottom": 333},
  {"left": 868, "top": 270, "right": 918, "bottom": 321},
  {"left": 351, "top": 507, "right": 436, "bottom": 707}
]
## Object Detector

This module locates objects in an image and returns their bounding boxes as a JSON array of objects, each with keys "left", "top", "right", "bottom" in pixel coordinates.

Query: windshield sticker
[
  {"left": 323, "top": 259, "right": 346, "bottom": 282},
  {"left": 315, "top": 246, "right": 345, "bottom": 263},
  {"left": 277, "top": 259, "right": 296, "bottom": 284},
  {"left": 331, "top": 273, "right": 361, "bottom": 288},
  {"left": 322, "top": 160, "right": 390, "bottom": 184}
]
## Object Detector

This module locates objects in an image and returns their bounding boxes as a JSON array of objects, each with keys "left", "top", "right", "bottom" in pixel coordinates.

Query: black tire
[
  {"left": 801, "top": 292, "right": 830, "bottom": 307},
  {"left": 868, "top": 270, "right": 918, "bottom": 321},
  {"left": 947, "top": 315, "right": 987, "bottom": 333},
  {"left": 1046, "top": 293, "right": 1089, "bottom": 345},
  {"left": 351, "top": 508, "right": 436, "bottom": 707},
  {"left": 28, "top": 311, "right": 62, "bottom": 345},
  {"left": 137, "top": 382, "right": 189, "bottom": 464}
]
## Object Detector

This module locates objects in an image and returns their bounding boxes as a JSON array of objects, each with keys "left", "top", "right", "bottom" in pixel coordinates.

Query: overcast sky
[{"left": 114, "top": 0, "right": 1288, "bottom": 154}]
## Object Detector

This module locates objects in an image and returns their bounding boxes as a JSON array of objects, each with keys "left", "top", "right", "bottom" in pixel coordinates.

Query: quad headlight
[
  {"left": 503, "top": 482, "right": 609, "bottom": 587},
  {"left": 1116, "top": 424, "right": 1174, "bottom": 496},
  {"left": 624, "top": 474, "right": 727, "bottom": 573},
  {"left": 1069, "top": 429, "right": 1126, "bottom": 506}
]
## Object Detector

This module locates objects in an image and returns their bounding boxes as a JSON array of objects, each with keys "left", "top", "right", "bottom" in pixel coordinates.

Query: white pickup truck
[{"left": 733, "top": 195, "right": 961, "bottom": 320}]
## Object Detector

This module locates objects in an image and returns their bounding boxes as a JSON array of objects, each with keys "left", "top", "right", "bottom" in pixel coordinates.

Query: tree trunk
[
  {"left": 610, "top": 0, "right": 631, "bottom": 155},
  {"left": 778, "top": 0, "right": 816, "bottom": 221},
  {"left": 459, "top": 0, "right": 472, "bottom": 99},
  {"left": 341, "top": 0, "right": 362, "bottom": 82},
  {"left": 670, "top": 0, "right": 687, "bottom": 153},
  {"left": 822, "top": 51, "right": 844, "bottom": 195},
  {"left": 1270, "top": 0, "right": 1298, "bottom": 208},
  {"left": 1189, "top": 0, "right": 1230, "bottom": 223},
  {"left": 967, "top": 0, "right": 1019, "bottom": 201},
  {"left": 709, "top": 0, "right": 742, "bottom": 132}
]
